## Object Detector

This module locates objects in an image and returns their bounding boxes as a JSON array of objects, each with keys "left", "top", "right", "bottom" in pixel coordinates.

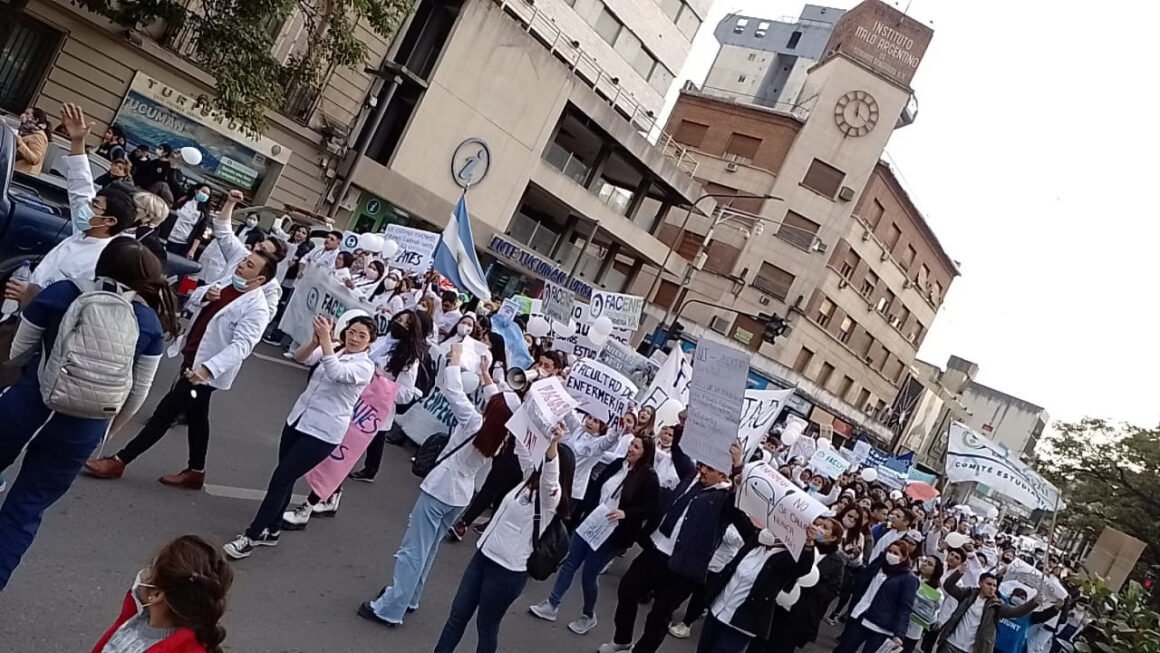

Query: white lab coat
[
  {"left": 286, "top": 348, "right": 375, "bottom": 444},
  {"left": 205, "top": 216, "right": 281, "bottom": 321},
  {"left": 31, "top": 154, "right": 112, "bottom": 288},
  {"left": 172, "top": 284, "right": 270, "bottom": 390},
  {"left": 419, "top": 365, "right": 500, "bottom": 507}
]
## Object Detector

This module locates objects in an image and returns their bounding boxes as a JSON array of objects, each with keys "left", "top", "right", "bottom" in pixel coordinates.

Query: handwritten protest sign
[
  {"left": 396, "top": 385, "right": 459, "bottom": 445},
  {"left": 588, "top": 290, "right": 645, "bottom": 330},
  {"left": 597, "top": 340, "right": 659, "bottom": 389},
  {"left": 1003, "top": 558, "right": 1068, "bottom": 603},
  {"left": 306, "top": 376, "right": 399, "bottom": 499},
  {"left": 737, "top": 387, "right": 795, "bottom": 460},
  {"left": 640, "top": 347, "right": 692, "bottom": 409},
  {"left": 682, "top": 339, "right": 748, "bottom": 473},
  {"left": 737, "top": 461, "right": 828, "bottom": 560},
  {"left": 506, "top": 377, "right": 578, "bottom": 462},
  {"left": 849, "top": 440, "right": 872, "bottom": 468},
  {"left": 556, "top": 301, "right": 632, "bottom": 360},
  {"left": 280, "top": 267, "right": 388, "bottom": 345},
  {"left": 541, "top": 282, "right": 574, "bottom": 325},
  {"left": 383, "top": 224, "right": 440, "bottom": 274},
  {"left": 564, "top": 359, "right": 637, "bottom": 424},
  {"left": 576, "top": 503, "right": 619, "bottom": 550},
  {"left": 808, "top": 447, "right": 851, "bottom": 479}
]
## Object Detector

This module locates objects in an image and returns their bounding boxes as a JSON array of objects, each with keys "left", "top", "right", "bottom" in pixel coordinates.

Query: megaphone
[{"left": 505, "top": 366, "right": 542, "bottom": 391}]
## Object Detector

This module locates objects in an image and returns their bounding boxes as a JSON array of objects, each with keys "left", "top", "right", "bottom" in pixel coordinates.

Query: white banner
[
  {"left": 737, "top": 388, "right": 795, "bottom": 460},
  {"left": 849, "top": 440, "right": 872, "bottom": 468},
  {"left": 1003, "top": 559, "right": 1068, "bottom": 603},
  {"left": 279, "top": 267, "right": 392, "bottom": 345},
  {"left": 683, "top": 339, "right": 748, "bottom": 473},
  {"left": 576, "top": 501, "right": 619, "bottom": 550},
  {"left": 556, "top": 301, "right": 632, "bottom": 361},
  {"left": 597, "top": 340, "right": 659, "bottom": 389},
  {"left": 639, "top": 347, "right": 692, "bottom": 410},
  {"left": 564, "top": 359, "right": 638, "bottom": 424},
  {"left": 541, "top": 282, "right": 574, "bottom": 325},
  {"left": 396, "top": 385, "right": 459, "bottom": 445},
  {"left": 341, "top": 231, "right": 360, "bottom": 252},
  {"left": 946, "top": 422, "right": 1063, "bottom": 511},
  {"left": 737, "top": 461, "right": 827, "bottom": 560},
  {"left": 383, "top": 224, "right": 440, "bottom": 274},
  {"left": 588, "top": 290, "right": 645, "bottom": 330},
  {"left": 506, "top": 378, "right": 578, "bottom": 463},
  {"left": 808, "top": 448, "right": 851, "bottom": 479}
]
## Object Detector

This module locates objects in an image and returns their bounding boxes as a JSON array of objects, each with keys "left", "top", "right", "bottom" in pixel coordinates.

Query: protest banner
[
  {"left": 849, "top": 440, "right": 872, "bottom": 468},
  {"left": 306, "top": 376, "right": 399, "bottom": 499},
  {"left": 588, "top": 290, "right": 645, "bottom": 330},
  {"left": 1003, "top": 558, "right": 1068, "bottom": 602},
  {"left": 808, "top": 447, "right": 851, "bottom": 479},
  {"left": 557, "top": 301, "right": 632, "bottom": 361},
  {"left": 639, "top": 347, "right": 692, "bottom": 409},
  {"left": 396, "top": 385, "right": 460, "bottom": 445},
  {"left": 597, "top": 340, "right": 659, "bottom": 389},
  {"left": 383, "top": 224, "right": 440, "bottom": 274},
  {"left": 564, "top": 359, "right": 637, "bottom": 424},
  {"left": 737, "top": 461, "right": 827, "bottom": 560},
  {"left": 737, "top": 387, "right": 794, "bottom": 459},
  {"left": 506, "top": 377, "right": 578, "bottom": 462},
  {"left": 682, "top": 339, "right": 748, "bottom": 473},
  {"left": 279, "top": 267, "right": 386, "bottom": 345},
  {"left": 497, "top": 299, "right": 520, "bottom": 322},
  {"left": 946, "top": 422, "right": 1063, "bottom": 511},
  {"left": 541, "top": 281, "right": 574, "bottom": 325}
]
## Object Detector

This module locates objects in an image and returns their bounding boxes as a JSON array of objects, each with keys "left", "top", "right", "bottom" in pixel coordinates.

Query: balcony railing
[
  {"left": 543, "top": 143, "right": 590, "bottom": 185},
  {"left": 685, "top": 81, "right": 813, "bottom": 122}
]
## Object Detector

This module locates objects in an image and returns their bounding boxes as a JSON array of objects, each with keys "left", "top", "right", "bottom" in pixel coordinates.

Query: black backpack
[
  {"left": 410, "top": 431, "right": 476, "bottom": 478},
  {"left": 526, "top": 485, "right": 570, "bottom": 581}
]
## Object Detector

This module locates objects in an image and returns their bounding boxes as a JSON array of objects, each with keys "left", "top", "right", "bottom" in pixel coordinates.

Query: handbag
[{"left": 525, "top": 485, "right": 569, "bottom": 581}]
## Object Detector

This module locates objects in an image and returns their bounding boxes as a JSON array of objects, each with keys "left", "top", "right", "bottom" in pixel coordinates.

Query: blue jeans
[
  {"left": 434, "top": 550, "right": 528, "bottom": 653},
  {"left": 548, "top": 533, "right": 615, "bottom": 617},
  {"left": 696, "top": 615, "right": 752, "bottom": 653},
  {"left": 836, "top": 618, "right": 892, "bottom": 653},
  {"left": 370, "top": 489, "right": 460, "bottom": 623},
  {"left": 0, "top": 380, "right": 107, "bottom": 589}
]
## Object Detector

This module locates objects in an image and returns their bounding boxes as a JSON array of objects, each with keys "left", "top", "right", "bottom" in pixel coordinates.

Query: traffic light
[{"left": 758, "top": 313, "right": 788, "bottom": 344}]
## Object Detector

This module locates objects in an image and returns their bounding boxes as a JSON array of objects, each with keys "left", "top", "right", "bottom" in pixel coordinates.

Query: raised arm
[
  {"left": 59, "top": 104, "right": 96, "bottom": 225},
  {"left": 211, "top": 190, "right": 250, "bottom": 269}
]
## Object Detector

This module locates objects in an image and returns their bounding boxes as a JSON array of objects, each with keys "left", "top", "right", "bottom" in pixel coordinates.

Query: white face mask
[
  {"left": 457, "top": 323, "right": 473, "bottom": 337},
  {"left": 245, "top": 217, "right": 258, "bottom": 228},
  {"left": 885, "top": 552, "right": 903, "bottom": 566},
  {"left": 131, "top": 569, "right": 156, "bottom": 612},
  {"left": 758, "top": 529, "right": 777, "bottom": 547}
]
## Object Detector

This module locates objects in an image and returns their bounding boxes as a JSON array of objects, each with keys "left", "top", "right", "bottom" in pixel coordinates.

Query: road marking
[
  {"left": 253, "top": 352, "right": 307, "bottom": 369},
  {"left": 204, "top": 483, "right": 306, "bottom": 504}
]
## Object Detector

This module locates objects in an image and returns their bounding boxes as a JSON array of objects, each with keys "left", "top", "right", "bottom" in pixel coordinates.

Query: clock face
[{"left": 833, "top": 90, "right": 880, "bottom": 137}]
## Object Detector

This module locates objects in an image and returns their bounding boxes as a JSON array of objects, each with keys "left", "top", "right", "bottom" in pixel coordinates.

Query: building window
[
  {"left": 885, "top": 222, "right": 902, "bottom": 250},
  {"left": 592, "top": 6, "right": 623, "bottom": 45},
  {"left": 793, "top": 347, "right": 814, "bottom": 374},
  {"left": 861, "top": 271, "right": 878, "bottom": 298},
  {"left": 879, "top": 290, "right": 896, "bottom": 315},
  {"left": 815, "top": 298, "right": 835, "bottom": 328},
  {"left": 737, "top": 74, "right": 747, "bottom": 83},
  {"left": 868, "top": 199, "right": 885, "bottom": 227},
  {"left": 756, "top": 21, "right": 770, "bottom": 37},
  {"left": 672, "top": 120, "right": 709, "bottom": 147},
  {"left": 838, "top": 317, "right": 854, "bottom": 344},
  {"left": 787, "top": 30, "right": 802, "bottom": 49},
  {"left": 0, "top": 16, "right": 63, "bottom": 115},
  {"left": 919, "top": 264, "right": 931, "bottom": 287},
  {"left": 747, "top": 53, "right": 756, "bottom": 61},
  {"left": 902, "top": 244, "right": 917, "bottom": 270},
  {"left": 802, "top": 159, "right": 845, "bottom": 199},
  {"left": 652, "top": 279, "right": 683, "bottom": 308},
  {"left": 859, "top": 334, "right": 874, "bottom": 358},
  {"left": 649, "top": 63, "right": 674, "bottom": 95},
  {"left": 837, "top": 376, "right": 854, "bottom": 399},
  {"left": 733, "top": 18, "right": 749, "bottom": 33},
  {"left": 657, "top": 0, "right": 682, "bottom": 21},
  {"left": 753, "top": 262, "right": 795, "bottom": 300},
  {"left": 837, "top": 248, "right": 858, "bottom": 280},
  {"left": 725, "top": 132, "right": 761, "bottom": 163},
  {"left": 776, "top": 210, "right": 820, "bottom": 251},
  {"left": 564, "top": 0, "right": 576, "bottom": 5},
  {"left": 856, "top": 388, "right": 871, "bottom": 410},
  {"left": 816, "top": 362, "right": 835, "bottom": 388},
  {"left": 931, "top": 281, "right": 943, "bottom": 305},
  {"left": 675, "top": 3, "right": 702, "bottom": 40},
  {"left": 909, "top": 323, "right": 925, "bottom": 345}
]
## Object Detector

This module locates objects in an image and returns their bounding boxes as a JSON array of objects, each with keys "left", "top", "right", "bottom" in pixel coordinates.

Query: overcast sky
[{"left": 665, "top": 0, "right": 1160, "bottom": 429}]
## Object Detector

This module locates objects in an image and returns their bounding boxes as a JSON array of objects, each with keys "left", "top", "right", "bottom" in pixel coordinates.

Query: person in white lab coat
[
  {"left": 223, "top": 315, "right": 376, "bottom": 559},
  {"left": 297, "top": 230, "right": 341, "bottom": 277},
  {"left": 203, "top": 190, "right": 287, "bottom": 321},
  {"left": 84, "top": 250, "right": 276, "bottom": 489}
]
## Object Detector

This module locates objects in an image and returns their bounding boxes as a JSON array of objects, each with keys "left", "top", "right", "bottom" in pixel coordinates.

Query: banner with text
[
  {"left": 279, "top": 267, "right": 390, "bottom": 346},
  {"left": 564, "top": 359, "right": 638, "bottom": 424},
  {"left": 809, "top": 447, "right": 852, "bottom": 479},
  {"left": 946, "top": 422, "right": 1063, "bottom": 511},
  {"left": 683, "top": 339, "right": 749, "bottom": 473},
  {"left": 639, "top": 347, "right": 692, "bottom": 410},
  {"left": 383, "top": 224, "right": 440, "bottom": 274},
  {"left": 541, "top": 282, "right": 574, "bottom": 325},
  {"left": 738, "top": 387, "right": 795, "bottom": 460},
  {"left": 506, "top": 377, "right": 579, "bottom": 463},
  {"left": 737, "top": 461, "right": 828, "bottom": 560},
  {"left": 597, "top": 340, "right": 659, "bottom": 389},
  {"left": 588, "top": 290, "right": 645, "bottom": 330},
  {"left": 306, "top": 376, "right": 399, "bottom": 499}
]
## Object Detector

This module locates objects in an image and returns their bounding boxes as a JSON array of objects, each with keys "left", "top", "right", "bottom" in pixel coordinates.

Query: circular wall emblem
[
  {"left": 366, "top": 199, "right": 382, "bottom": 215},
  {"left": 451, "top": 138, "right": 491, "bottom": 189}
]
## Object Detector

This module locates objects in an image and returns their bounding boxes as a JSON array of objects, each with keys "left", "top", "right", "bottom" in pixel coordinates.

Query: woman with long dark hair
[
  {"left": 530, "top": 435, "right": 659, "bottom": 635},
  {"left": 370, "top": 270, "right": 415, "bottom": 318},
  {"left": 764, "top": 517, "right": 848, "bottom": 653},
  {"left": 351, "top": 259, "right": 386, "bottom": 298},
  {"left": 834, "top": 540, "right": 919, "bottom": 653},
  {"left": 92, "top": 535, "right": 234, "bottom": 653},
  {"left": 0, "top": 237, "right": 179, "bottom": 589},
  {"left": 634, "top": 405, "right": 657, "bottom": 438},
  {"left": 903, "top": 555, "right": 944, "bottom": 653},
  {"left": 828, "top": 506, "right": 870, "bottom": 625},
  {"left": 472, "top": 314, "right": 507, "bottom": 374}
]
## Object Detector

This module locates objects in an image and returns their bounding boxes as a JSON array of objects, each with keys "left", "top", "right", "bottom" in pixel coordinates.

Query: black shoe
[
  {"left": 357, "top": 601, "right": 397, "bottom": 628},
  {"left": 348, "top": 469, "right": 376, "bottom": 483}
]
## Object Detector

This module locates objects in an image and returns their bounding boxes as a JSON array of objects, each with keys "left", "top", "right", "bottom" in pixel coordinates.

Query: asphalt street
[{"left": 0, "top": 347, "right": 842, "bottom": 652}]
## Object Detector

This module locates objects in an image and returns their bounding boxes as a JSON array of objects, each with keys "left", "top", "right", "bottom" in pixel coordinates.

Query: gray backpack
[{"left": 38, "top": 284, "right": 140, "bottom": 419}]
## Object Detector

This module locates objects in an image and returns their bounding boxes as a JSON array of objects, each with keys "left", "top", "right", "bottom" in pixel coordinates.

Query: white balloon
[
  {"left": 179, "top": 146, "right": 203, "bottom": 166},
  {"left": 380, "top": 239, "right": 399, "bottom": 258},
  {"left": 656, "top": 398, "right": 684, "bottom": 431},
  {"left": 986, "top": 505, "right": 1000, "bottom": 519},
  {"left": 945, "top": 532, "right": 970, "bottom": 549},
  {"left": 587, "top": 328, "right": 609, "bottom": 347},
  {"left": 798, "top": 564, "right": 821, "bottom": 588},
  {"left": 460, "top": 369, "right": 481, "bottom": 395},
  {"left": 552, "top": 320, "right": 576, "bottom": 338},
  {"left": 357, "top": 233, "right": 383, "bottom": 253},
  {"left": 860, "top": 467, "right": 878, "bottom": 483},
  {"left": 333, "top": 309, "right": 370, "bottom": 338},
  {"left": 527, "top": 316, "right": 551, "bottom": 338},
  {"left": 775, "top": 584, "right": 801, "bottom": 609},
  {"left": 591, "top": 315, "right": 614, "bottom": 337},
  {"left": 780, "top": 429, "right": 799, "bottom": 446},
  {"left": 817, "top": 437, "right": 832, "bottom": 449}
]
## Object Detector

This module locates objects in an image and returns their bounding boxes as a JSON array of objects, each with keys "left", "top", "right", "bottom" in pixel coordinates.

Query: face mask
[
  {"left": 366, "top": 268, "right": 381, "bottom": 281},
  {"left": 131, "top": 569, "right": 156, "bottom": 612},
  {"left": 815, "top": 531, "right": 828, "bottom": 544},
  {"left": 194, "top": 192, "right": 209, "bottom": 203},
  {"left": 810, "top": 485, "right": 823, "bottom": 494},
  {"left": 384, "top": 279, "right": 399, "bottom": 291},
  {"left": 1010, "top": 597, "right": 1025, "bottom": 606},
  {"left": 885, "top": 552, "right": 903, "bottom": 566},
  {"left": 457, "top": 323, "right": 472, "bottom": 337},
  {"left": 245, "top": 217, "right": 258, "bottom": 228},
  {"left": 389, "top": 322, "right": 407, "bottom": 339},
  {"left": 73, "top": 203, "right": 95, "bottom": 232},
  {"left": 758, "top": 529, "right": 777, "bottom": 547},
  {"left": 231, "top": 274, "right": 249, "bottom": 291}
]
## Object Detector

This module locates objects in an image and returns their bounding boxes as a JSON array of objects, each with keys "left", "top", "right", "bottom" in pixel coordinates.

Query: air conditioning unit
[
  {"left": 725, "top": 161, "right": 738, "bottom": 172},
  {"left": 811, "top": 240, "right": 828, "bottom": 253},
  {"left": 838, "top": 186, "right": 856, "bottom": 201},
  {"left": 837, "top": 279, "right": 848, "bottom": 289},
  {"left": 863, "top": 402, "right": 875, "bottom": 413},
  {"left": 709, "top": 314, "right": 732, "bottom": 334},
  {"left": 759, "top": 294, "right": 771, "bottom": 305}
]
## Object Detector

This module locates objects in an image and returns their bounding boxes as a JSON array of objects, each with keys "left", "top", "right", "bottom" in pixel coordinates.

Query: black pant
[
  {"left": 358, "top": 430, "right": 388, "bottom": 477},
  {"left": 831, "top": 568, "right": 857, "bottom": 618},
  {"left": 458, "top": 456, "right": 523, "bottom": 527},
  {"left": 265, "top": 286, "right": 293, "bottom": 341},
  {"left": 921, "top": 627, "right": 941, "bottom": 653},
  {"left": 117, "top": 376, "right": 217, "bottom": 470},
  {"left": 246, "top": 423, "right": 335, "bottom": 538},
  {"left": 613, "top": 546, "right": 697, "bottom": 653},
  {"left": 682, "top": 571, "right": 719, "bottom": 626}
]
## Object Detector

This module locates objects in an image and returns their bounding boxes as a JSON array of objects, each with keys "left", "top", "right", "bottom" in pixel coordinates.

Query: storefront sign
[
  {"left": 383, "top": 224, "right": 440, "bottom": 273},
  {"left": 488, "top": 235, "right": 594, "bottom": 300}
]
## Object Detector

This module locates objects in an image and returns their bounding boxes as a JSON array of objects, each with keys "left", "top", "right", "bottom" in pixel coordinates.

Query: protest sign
[
  {"left": 576, "top": 503, "right": 619, "bottom": 550},
  {"left": 541, "top": 282, "right": 574, "bottom": 325},
  {"left": 737, "top": 387, "right": 794, "bottom": 460},
  {"left": 557, "top": 301, "right": 632, "bottom": 361},
  {"left": 808, "top": 448, "right": 851, "bottom": 479},
  {"left": 682, "top": 339, "right": 748, "bottom": 473},
  {"left": 1003, "top": 558, "right": 1068, "bottom": 603},
  {"left": 564, "top": 359, "right": 637, "bottom": 424},
  {"left": 597, "top": 340, "right": 659, "bottom": 389},
  {"left": 946, "top": 422, "right": 1063, "bottom": 511},
  {"left": 497, "top": 299, "right": 520, "bottom": 322},
  {"left": 849, "top": 440, "right": 872, "bottom": 468},
  {"left": 737, "top": 462, "right": 827, "bottom": 560},
  {"left": 639, "top": 347, "right": 692, "bottom": 409},
  {"left": 506, "top": 377, "right": 578, "bottom": 462},
  {"left": 396, "top": 385, "right": 459, "bottom": 445},
  {"left": 279, "top": 267, "right": 387, "bottom": 345},
  {"left": 306, "top": 376, "right": 399, "bottom": 499},
  {"left": 588, "top": 290, "right": 645, "bottom": 330},
  {"left": 383, "top": 224, "right": 440, "bottom": 274}
]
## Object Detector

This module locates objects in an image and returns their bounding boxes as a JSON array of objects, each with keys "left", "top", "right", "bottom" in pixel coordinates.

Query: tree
[
  {"left": 54, "top": 0, "right": 415, "bottom": 134},
  {"left": 1076, "top": 576, "right": 1160, "bottom": 653},
  {"left": 1038, "top": 418, "right": 1160, "bottom": 568}
]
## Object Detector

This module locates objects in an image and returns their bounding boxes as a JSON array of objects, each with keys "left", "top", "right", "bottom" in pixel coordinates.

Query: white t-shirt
[
  {"left": 947, "top": 596, "right": 987, "bottom": 650},
  {"left": 169, "top": 202, "right": 201, "bottom": 244},
  {"left": 29, "top": 232, "right": 113, "bottom": 288}
]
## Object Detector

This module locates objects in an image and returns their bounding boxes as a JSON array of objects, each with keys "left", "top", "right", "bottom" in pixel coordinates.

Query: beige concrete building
[{"left": 644, "top": 0, "right": 957, "bottom": 442}]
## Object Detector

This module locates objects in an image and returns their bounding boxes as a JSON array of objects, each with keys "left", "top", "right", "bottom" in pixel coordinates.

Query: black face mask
[{"left": 389, "top": 322, "right": 407, "bottom": 339}]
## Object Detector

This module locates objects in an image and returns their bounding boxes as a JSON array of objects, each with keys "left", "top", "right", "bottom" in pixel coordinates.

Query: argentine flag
[{"left": 433, "top": 195, "right": 491, "bottom": 299}]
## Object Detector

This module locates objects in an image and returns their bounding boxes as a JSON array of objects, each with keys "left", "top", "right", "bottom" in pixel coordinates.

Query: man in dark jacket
[
  {"left": 764, "top": 517, "right": 847, "bottom": 653},
  {"left": 598, "top": 437, "right": 745, "bottom": 653},
  {"left": 937, "top": 571, "right": 1040, "bottom": 653}
]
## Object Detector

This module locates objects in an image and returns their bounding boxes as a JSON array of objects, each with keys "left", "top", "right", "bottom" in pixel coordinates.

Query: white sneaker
[
  {"left": 222, "top": 534, "right": 254, "bottom": 560},
  {"left": 597, "top": 644, "right": 631, "bottom": 653},
  {"left": 282, "top": 503, "right": 312, "bottom": 530},
  {"left": 528, "top": 599, "right": 558, "bottom": 622},
  {"left": 668, "top": 622, "right": 692, "bottom": 639},
  {"left": 282, "top": 351, "right": 296, "bottom": 360},
  {"left": 568, "top": 614, "right": 598, "bottom": 635},
  {"left": 312, "top": 490, "right": 341, "bottom": 516}
]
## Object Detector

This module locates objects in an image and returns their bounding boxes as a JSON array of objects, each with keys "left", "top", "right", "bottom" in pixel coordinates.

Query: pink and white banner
[{"left": 306, "top": 376, "right": 399, "bottom": 500}]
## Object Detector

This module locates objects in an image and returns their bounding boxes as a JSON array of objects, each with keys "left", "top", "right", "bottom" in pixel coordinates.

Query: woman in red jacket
[{"left": 92, "top": 535, "right": 234, "bottom": 653}]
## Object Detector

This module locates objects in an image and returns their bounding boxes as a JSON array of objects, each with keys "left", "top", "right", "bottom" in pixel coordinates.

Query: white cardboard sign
[
  {"left": 383, "top": 224, "right": 440, "bottom": 273},
  {"left": 505, "top": 377, "right": 578, "bottom": 463},
  {"left": 682, "top": 339, "right": 749, "bottom": 473},
  {"left": 737, "top": 387, "right": 795, "bottom": 460},
  {"left": 808, "top": 448, "right": 851, "bottom": 479},
  {"left": 737, "top": 461, "right": 827, "bottom": 560},
  {"left": 564, "top": 359, "right": 638, "bottom": 424},
  {"left": 588, "top": 290, "right": 645, "bottom": 330},
  {"left": 639, "top": 347, "right": 692, "bottom": 410},
  {"left": 541, "top": 281, "right": 574, "bottom": 325}
]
